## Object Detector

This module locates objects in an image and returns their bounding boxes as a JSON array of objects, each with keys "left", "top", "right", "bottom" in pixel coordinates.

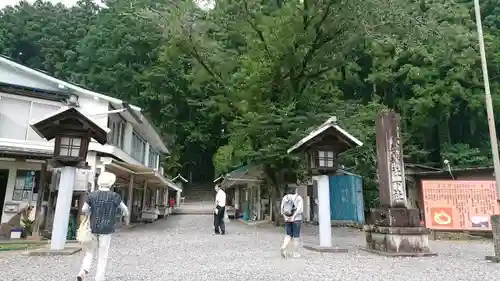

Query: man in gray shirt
[{"left": 77, "top": 172, "right": 129, "bottom": 281}]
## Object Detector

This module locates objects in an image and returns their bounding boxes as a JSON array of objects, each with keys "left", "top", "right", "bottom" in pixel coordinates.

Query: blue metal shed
[{"left": 329, "top": 174, "right": 365, "bottom": 225}]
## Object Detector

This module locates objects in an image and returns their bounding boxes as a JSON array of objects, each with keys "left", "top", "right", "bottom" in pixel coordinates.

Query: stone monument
[
  {"left": 362, "top": 110, "right": 436, "bottom": 257},
  {"left": 486, "top": 215, "right": 500, "bottom": 262}
]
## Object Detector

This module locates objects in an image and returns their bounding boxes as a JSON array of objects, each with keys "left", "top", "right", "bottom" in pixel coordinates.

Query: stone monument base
[
  {"left": 363, "top": 225, "right": 436, "bottom": 257},
  {"left": 363, "top": 207, "right": 436, "bottom": 257},
  {"left": 303, "top": 243, "right": 348, "bottom": 253}
]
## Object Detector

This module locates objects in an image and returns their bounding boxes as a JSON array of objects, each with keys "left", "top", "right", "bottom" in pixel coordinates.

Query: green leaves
[{"left": 2, "top": 0, "right": 500, "bottom": 202}]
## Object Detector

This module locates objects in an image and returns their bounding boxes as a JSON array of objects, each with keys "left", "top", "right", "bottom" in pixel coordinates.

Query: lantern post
[
  {"left": 288, "top": 117, "right": 362, "bottom": 252},
  {"left": 30, "top": 96, "right": 108, "bottom": 251}
]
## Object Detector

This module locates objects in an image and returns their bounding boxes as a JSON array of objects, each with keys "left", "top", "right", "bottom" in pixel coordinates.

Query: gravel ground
[{"left": 1, "top": 215, "right": 500, "bottom": 281}]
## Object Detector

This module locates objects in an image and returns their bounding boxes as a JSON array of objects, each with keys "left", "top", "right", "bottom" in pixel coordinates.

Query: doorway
[{"left": 0, "top": 169, "right": 9, "bottom": 222}]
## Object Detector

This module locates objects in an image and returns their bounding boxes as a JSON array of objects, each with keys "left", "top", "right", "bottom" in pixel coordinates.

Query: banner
[{"left": 421, "top": 180, "right": 499, "bottom": 230}]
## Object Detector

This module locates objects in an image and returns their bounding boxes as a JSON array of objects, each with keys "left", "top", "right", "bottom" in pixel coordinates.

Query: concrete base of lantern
[{"left": 302, "top": 243, "right": 348, "bottom": 253}]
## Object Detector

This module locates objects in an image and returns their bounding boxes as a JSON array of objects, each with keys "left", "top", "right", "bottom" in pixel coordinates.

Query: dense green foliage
[{"left": 2, "top": 0, "right": 500, "bottom": 211}]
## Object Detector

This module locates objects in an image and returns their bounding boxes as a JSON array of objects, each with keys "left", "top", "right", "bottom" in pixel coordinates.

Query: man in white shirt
[
  {"left": 280, "top": 186, "right": 303, "bottom": 258},
  {"left": 214, "top": 185, "right": 226, "bottom": 235}
]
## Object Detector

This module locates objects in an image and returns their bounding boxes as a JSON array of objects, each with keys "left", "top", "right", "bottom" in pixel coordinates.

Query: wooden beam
[{"left": 31, "top": 163, "right": 48, "bottom": 239}]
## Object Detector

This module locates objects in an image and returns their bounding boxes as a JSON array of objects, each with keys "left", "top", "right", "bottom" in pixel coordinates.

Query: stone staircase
[
  {"left": 173, "top": 183, "right": 215, "bottom": 215},
  {"left": 182, "top": 183, "right": 215, "bottom": 203}
]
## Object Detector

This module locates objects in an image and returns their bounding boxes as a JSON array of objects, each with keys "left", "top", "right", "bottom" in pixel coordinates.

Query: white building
[{"left": 0, "top": 55, "right": 180, "bottom": 229}]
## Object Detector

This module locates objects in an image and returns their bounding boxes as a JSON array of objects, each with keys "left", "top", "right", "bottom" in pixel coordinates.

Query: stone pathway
[{"left": 1, "top": 215, "right": 500, "bottom": 281}]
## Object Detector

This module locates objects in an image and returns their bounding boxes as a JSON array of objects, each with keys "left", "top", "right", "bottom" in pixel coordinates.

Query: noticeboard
[{"left": 421, "top": 180, "right": 499, "bottom": 231}]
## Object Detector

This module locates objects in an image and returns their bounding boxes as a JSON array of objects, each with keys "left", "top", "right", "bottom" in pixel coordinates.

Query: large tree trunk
[{"left": 269, "top": 169, "right": 285, "bottom": 227}]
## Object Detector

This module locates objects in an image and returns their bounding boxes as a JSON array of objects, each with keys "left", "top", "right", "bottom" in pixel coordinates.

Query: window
[
  {"left": 27, "top": 103, "right": 61, "bottom": 141},
  {"left": 0, "top": 97, "right": 30, "bottom": 139},
  {"left": 108, "top": 119, "right": 125, "bottom": 148},
  {"left": 131, "top": 131, "right": 146, "bottom": 163},
  {"left": 59, "top": 136, "right": 82, "bottom": 157},
  {"left": 148, "top": 148, "right": 159, "bottom": 169},
  {"left": 0, "top": 96, "right": 60, "bottom": 141},
  {"left": 318, "top": 150, "right": 334, "bottom": 168},
  {"left": 12, "top": 170, "right": 40, "bottom": 201}
]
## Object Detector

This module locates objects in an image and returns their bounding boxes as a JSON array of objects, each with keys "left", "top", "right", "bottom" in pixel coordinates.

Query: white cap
[{"left": 97, "top": 171, "right": 116, "bottom": 188}]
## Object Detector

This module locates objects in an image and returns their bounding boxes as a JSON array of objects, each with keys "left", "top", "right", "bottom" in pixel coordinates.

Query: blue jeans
[{"left": 285, "top": 221, "right": 301, "bottom": 238}]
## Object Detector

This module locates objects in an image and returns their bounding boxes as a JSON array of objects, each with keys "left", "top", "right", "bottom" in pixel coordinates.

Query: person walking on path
[
  {"left": 214, "top": 185, "right": 226, "bottom": 235},
  {"left": 280, "top": 186, "right": 303, "bottom": 258},
  {"left": 77, "top": 172, "right": 129, "bottom": 281}
]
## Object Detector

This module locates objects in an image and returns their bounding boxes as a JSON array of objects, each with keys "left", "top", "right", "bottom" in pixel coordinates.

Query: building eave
[
  {"left": 172, "top": 174, "right": 188, "bottom": 183},
  {"left": 0, "top": 55, "right": 169, "bottom": 153}
]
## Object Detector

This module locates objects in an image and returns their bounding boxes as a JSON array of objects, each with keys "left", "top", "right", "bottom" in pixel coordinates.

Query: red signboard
[{"left": 421, "top": 180, "right": 499, "bottom": 230}]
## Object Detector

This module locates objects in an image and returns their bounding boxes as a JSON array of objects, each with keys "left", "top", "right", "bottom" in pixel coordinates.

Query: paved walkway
[{"left": 1, "top": 215, "right": 500, "bottom": 281}]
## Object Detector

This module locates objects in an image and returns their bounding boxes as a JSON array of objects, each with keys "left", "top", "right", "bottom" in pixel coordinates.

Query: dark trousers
[{"left": 214, "top": 206, "right": 226, "bottom": 234}]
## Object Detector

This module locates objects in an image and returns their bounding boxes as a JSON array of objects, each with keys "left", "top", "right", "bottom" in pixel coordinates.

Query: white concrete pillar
[
  {"left": 142, "top": 180, "right": 148, "bottom": 209},
  {"left": 235, "top": 188, "right": 240, "bottom": 209},
  {"left": 176, "top": 190, "right": 181, "bottom": 207},
  {"left": 144, "top": 143, "right": 150, "bottom": 166},
  {"left": 257, "top": 185, "right": 261, "bottom": 220},
  {"left": 50, "top": 166, "right": 76, "bottom": 250},
  {"left": 126, "top": 174, "right": 134, "bottom": 225},
  {"left": 86, "top": 152, "right": 97, "bottom": 191},
  {"left": 123, "top": 123, "right": 133, "bottom": 154},
  {"left": 167, "top": 186, "right": 170, "bottom": 207},
  {"left": 314, "top": 175, "right": 332, "bottom": 248}
]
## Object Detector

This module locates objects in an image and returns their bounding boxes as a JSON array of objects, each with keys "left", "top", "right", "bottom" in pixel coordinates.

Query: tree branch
[
  {"left": 305, "top": 65, "right": 336, "bottom": 79},
  {"left": 242, "top": 0, "right": 269, "bottom": 52},
  {"left": 288, "top": 1, "right": 337, "bottom": 89},
  {"left": 186, "top": 27, "right": 223, "bottom": 83}
]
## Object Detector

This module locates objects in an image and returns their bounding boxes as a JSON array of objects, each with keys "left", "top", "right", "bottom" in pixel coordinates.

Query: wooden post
[
  {"left": 257, "top": 184, "right": 261, "bottom": 220},
  {"left": 127, "top": 174, "right": 134, "bottom": 225},
  {"left": 31, "top": 163, "right": 47, "bottom": 239}
]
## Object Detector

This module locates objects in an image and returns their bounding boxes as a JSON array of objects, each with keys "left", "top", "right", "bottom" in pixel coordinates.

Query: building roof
[
  {"left": 100, "top": 157, "right": 181, "bottom": 191},
  {"left": 0, "top": 55, "right": 169, "bottom": 154},
  {"left": 172, "top": 174, "right": 188, "bottom": 183},
  {"left": 409, "top": 166, "right": 494, "bottom": 177},
  {"left": 213, "top": 175, "right": 224, "bottom": 183},
  {"left": 405, "top": 163, "right": 441, "bottom": 171},
  {"left": 0, "top": 145, "right": 52, "bottom": 159},
  {"left": 287, "top": 116, "right": 363, "bottom": 154},
  {"left": 30, "top": 106, "right": 110, "bottom": 144},
  {"left": 220, "top": 164, "right": 264, "bottom": 189}
]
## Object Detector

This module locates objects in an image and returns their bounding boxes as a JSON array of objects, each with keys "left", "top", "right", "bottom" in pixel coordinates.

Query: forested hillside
[{"left": 1, "top": 0, "right": 500, "bottom": 208}]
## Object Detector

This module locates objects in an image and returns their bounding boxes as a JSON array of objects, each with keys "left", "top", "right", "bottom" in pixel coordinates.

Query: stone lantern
[
  {"left": 288, "top": 116, "right": 362, "bottom": 252},
  {"left": 30, "top": 99, "right": 108, "bottom": 251}
]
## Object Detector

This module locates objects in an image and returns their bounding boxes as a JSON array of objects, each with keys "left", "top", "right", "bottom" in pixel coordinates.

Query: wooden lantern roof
[
  {"left": 29, "top": 106, "right": 110, "bottom": 145},
  {"left": 287, "top": 116, "right": 363, "bottom": 154}
]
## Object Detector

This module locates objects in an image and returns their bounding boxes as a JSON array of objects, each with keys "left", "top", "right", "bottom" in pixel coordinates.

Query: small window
[
  {"left": 12, "top": 170, "right": 40, "bottom": 201},
  {"left": 59, "top": 136, "right": 82, "bottom": 157},
  {"left": 148, "top": 149, "right": 159, "bottom": 169},
  {"left": 109, "top": 120, "right": 125, "bottom": 149},
  {"left": 317, "top": 151, "right": 334, "bottom": 167},
  {"left": 131, "top": 131, "right": 146, "bottom": 163}
]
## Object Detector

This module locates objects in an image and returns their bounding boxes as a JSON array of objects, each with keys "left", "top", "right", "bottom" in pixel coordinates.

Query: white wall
[{"left": 78, "top": 95, "right": 109, "bottom": 129}]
